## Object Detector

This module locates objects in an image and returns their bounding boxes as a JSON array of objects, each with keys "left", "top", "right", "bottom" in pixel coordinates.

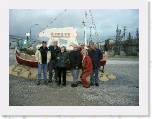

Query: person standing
[
  {"left": 88, "top": 43, "right": 103, "bottom": 86},
  {"left": 48, "top": 41, "right": 60, "bottom": 83},
  {"left": 80, "top": 49, "right": 93, "bottom": 88},
  {"left": 69, "top": 45, "right": 82, "bottom": 87},
  {"left": 35, "top": 41, "right": 51, "bottom": 85},
  {"left": 56, "top": 46, "right": 69, "bottom": 86}
]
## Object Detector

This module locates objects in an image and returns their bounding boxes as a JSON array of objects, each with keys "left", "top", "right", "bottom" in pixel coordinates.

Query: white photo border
[{"left": 0, "top": 0, "right": 149, "bottom": 116}]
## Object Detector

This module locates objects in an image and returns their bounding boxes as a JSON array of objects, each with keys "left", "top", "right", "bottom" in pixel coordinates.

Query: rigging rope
[
  {"left": 47, "top": 9, "right": 67, "bottom": 27},
  {"left": 88, "top": 10, "right": 101, "bottom": 41}
]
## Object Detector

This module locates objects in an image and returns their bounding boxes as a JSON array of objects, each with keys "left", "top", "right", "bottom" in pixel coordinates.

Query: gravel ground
[{"left": 9, "top": 49, "right": 139, "bottom": 106}]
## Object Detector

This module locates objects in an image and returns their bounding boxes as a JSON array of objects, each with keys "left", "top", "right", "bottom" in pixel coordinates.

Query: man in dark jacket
[
  {"left": 69, "top": 45, "right": 82, "bottom": 87},
  {"left": 48, "top": 41, "right": 60, "bottom": 83},
  {"left": 88, "top": 43, "right": 103, "bottom": 86}
]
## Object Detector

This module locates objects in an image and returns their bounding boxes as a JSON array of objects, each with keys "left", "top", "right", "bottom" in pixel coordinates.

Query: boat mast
[{"left": 82, "top": 11, "right": 87, "bottom": 46}]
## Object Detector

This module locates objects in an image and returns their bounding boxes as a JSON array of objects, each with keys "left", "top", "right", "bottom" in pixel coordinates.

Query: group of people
[{"left": 35, "top": 41, "right": 103, "bottom": 88}]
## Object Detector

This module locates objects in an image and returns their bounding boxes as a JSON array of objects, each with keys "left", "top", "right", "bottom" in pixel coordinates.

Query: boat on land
[{"left": 16, "top": 48, "right": 38, "bottom": 67}]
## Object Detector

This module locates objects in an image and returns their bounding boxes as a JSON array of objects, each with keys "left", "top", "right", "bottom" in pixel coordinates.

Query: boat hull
[{"left": 16, "top": 50, "right": 38, "bottom": 67}]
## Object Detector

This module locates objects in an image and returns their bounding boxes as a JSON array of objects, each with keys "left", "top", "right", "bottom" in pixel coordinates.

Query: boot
[
  {"left": 77, "top": 81, "right": 82, "bottom": 85},
  {"left": 71, "top": 82, "right": 78, "bottom": 87},
  {"left": 37, "top": 80, "right": 40, "bottom": 85},
  {"left": 44, "top": 80, "right": 48, "bottom": 85},
  {"left": 48, "top": 79, "right": 52, "bottom": 83},
  {"left": 95, "top": 83, "right": 99, "bottom": 86},
  {"left": 62, "top": 83, "right": 66, "bottom": 87}
]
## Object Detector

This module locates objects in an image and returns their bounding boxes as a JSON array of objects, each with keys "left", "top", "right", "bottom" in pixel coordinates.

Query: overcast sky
[{"left": 9, "top": 9, "right": 139, "bottom": 43}]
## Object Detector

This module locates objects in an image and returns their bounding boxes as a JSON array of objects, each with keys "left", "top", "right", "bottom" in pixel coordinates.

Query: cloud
[{"left": 9, "top": 9, "right": 139, "bottom": 42}]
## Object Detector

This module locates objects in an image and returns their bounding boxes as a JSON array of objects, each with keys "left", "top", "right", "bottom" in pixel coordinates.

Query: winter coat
[
  {"left": 69, "top": 50, "right": 82, "bottom": 69},
  {"left": 35, "top": 47, "right": 51, "bottom": 64},
  {"left": 82, "top": 55, "right": 93, "bottom": 73},
  {"left": 48, "top": 45, "right": 60, "bottom": 61},
  {"left": 88, "top": 48, "right": 103, "bottom": 69},
  {"left": 56, "top": 52, "right": 69, "bottom": 68}
]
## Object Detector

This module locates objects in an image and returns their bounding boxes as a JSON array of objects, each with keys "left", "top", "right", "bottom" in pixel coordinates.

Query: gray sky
[{"left": 9, "top": 9, "right": 139, "bottom": 43}]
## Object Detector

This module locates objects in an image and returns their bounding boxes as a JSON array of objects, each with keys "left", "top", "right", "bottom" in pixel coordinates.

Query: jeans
[
  {"left": 90, "top": 68, "right": 99, "bottom": 84},
  {"left": 71, "top": 69, "right": 79, "bottom": 83},
  {"left": 38, "top": 64, "right": 47, "bottom": 80}
]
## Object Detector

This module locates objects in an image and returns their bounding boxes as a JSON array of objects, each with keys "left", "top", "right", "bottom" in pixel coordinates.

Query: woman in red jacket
[{"left": 80, "top": 49, "right": 93, "bottom": 88}]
